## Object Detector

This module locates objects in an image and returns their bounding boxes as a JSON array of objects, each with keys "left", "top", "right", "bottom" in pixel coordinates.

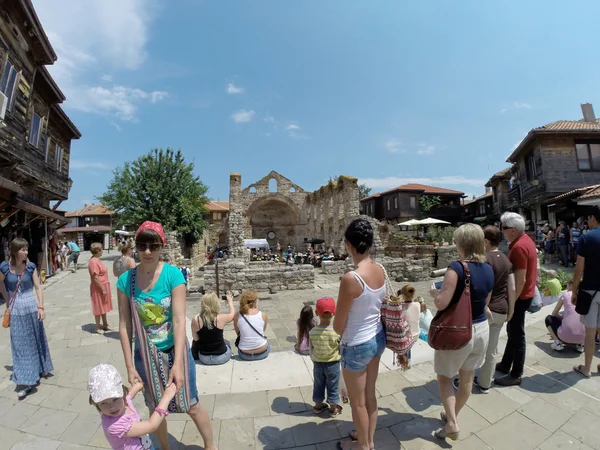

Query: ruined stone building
[{"left": 226, "top": 171, "right": 360, "bottom": 257}]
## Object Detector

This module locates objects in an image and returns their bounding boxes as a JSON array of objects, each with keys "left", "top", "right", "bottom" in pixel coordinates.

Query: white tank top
[
  {"left": 238, "top": 311, "right": 267, "bottom": 351},
  {"left": 342, "top": 270, "right": 385, "bottom": 346}
]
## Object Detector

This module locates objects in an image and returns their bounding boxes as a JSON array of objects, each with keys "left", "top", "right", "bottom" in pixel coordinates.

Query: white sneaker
[
  {"left": 576, "top": 344, "right": 585, "bottom": 353},
  {"left": 551, "top": 342, "right": 565, "bottom": 351}
]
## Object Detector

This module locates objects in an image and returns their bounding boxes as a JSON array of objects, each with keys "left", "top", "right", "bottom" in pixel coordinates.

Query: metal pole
[
  {"left": 45, "top": 218, "right": 49, "bottom": 279},
  {"left": 215, "top": 258, "right": 220, "bottom": 297}
]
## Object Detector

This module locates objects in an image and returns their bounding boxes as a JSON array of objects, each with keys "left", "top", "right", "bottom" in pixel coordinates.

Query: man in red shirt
[{"left": 495, "top": 212, "right": 538, "bottom": 386}]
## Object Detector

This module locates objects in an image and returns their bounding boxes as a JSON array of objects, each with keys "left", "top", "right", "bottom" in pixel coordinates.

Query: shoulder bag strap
[
  {"left": 377, "top": 263, "right": 394, "bottom": 304},
  {"left": 240, "top": 313, "right": 266, "bottom": 339},
  {"left": 8, "top": 270, "right": 26, "bottom": 311}
]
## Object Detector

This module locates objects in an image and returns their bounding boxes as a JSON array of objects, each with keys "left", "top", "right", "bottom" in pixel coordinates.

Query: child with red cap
[{"left": 309, "top": 297, "right": 342, "bottom": 417}]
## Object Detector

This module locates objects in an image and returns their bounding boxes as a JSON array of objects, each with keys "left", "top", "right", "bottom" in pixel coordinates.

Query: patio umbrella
[
  {"left": 419, "top": 218, "right": 451, "bottom": 225},
  {"left": 397, "top": 219, "right": 422, "bottom": 227}
]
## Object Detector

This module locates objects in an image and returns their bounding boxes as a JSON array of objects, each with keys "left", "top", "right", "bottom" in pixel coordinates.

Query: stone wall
[
  {"left": 379, "top": 256, "right": 433, "bottom": 282},
  {"left": 436, "top": 245, "right": 459, "bottom": 269},
  {"left": 321, "top": 260, "right": 354, "bottom": 275},
  {"left": 204, "top": 261, "right": 315, "bottom": 292}
]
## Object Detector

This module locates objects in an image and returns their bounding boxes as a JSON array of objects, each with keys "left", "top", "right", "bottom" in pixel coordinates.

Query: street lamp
[{"left": 67, "top": 178, "right": 73, "bottom": 193}]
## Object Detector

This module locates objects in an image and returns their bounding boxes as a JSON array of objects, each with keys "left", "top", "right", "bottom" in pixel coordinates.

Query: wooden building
[
  {"left": 360, "top": 184, "right": 465, "bottom": 225},
  {"left": 58, "top": 204, "right": 114, "bottom": 251},
  {"left": 0, "top": 0, "right": 80, "bottom": 277},
  {"left": 462, "top": 191, "right": 494, "bottom": 224},
  {"left": 506, "top": 103, "right": 600, "bottom": 227}
]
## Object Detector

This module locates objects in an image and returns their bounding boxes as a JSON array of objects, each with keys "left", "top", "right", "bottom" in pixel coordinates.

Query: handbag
[
  {"left": 3, "top": 271, "right": 26, "bottom": 328},
  {"left": 129, "top": 268, "right": 191, "bottom": 413},
  {"left": 379, "top": 264, "right": 415, "bottom": 369},
  {"left": 428, "top": 261, "right": 473, "bottom": 351},
  {"left": 575, "top": 289, "right": 598, "bottom": 316},
  {"left": 235, "top": 313, "right": 266, "bottom": 348}
]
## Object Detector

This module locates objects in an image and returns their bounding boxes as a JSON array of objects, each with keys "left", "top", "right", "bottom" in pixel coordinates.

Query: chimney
[
  {"left": 485, "top": 186, "right": 491, "bottom": 194},
  {"left": 472, "top": 195, "right": 476, "bottom": 200},
  {"left": 581, "top": 103, "right": 596, "bottom": 123}
]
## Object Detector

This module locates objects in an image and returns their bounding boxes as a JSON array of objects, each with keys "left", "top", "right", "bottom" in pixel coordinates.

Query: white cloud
[
  {"left": 285, "top": 123, "right": 307, "bottom": 139},
  {"left": 70, "top": 160, "right": 112, "bottom": 170},
  {"left": 384, "top": 139, "right": 404, "bottom": 154},
  {"left": 226, "top": 83, "right": 245, "bottom": 95},
  {"left": 359, "top": 175, "right": 486, "bottom": 191},
  {"left": 416, "top": 144, "right": 436, "bottom": 155},
  {"left": 231, "top": 109, "right": 255, "bottom": 123},
  {"left": 110, "top": 121, "right": 122, "bottom": 132},
  {"left": 264, "top": 116, "right": 276, "bottom": 123},
  {"left": 73, "top": 86, "right": 168, "bottom": 121},
  {"left": 501, "top": 101, "right": 533, "bottom": 113},
  {"left": 32, "top": 0, "right": 166, "bottom": 121}
]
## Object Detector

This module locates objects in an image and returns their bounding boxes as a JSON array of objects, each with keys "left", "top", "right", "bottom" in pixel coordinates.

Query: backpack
[{"left": 379, "top": 264, "right": 415, "bottom": 370}]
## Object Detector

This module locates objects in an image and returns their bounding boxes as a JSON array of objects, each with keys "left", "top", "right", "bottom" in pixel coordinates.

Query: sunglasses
[
  {"left": 502, "top": 226, "right": 514, "bottom": 231},
  {"left": 136, "top": 242, "right": 162, "bottom": 252}
]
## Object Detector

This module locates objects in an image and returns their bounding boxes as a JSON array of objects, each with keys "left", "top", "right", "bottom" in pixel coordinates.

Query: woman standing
[
  {"left": 333, "top": 219, "right": 386, "bottom": 450},
  {"left": 113, "top": 240, "right": 136, "bottom": 278},
  {"left": 0, "top": 238, "right": 53, "bottom": 399},
  {"left": 191, "top": 293, "right": 235, "bottom": 364},
  {"left": 88, "top": 243, "right": 113, "bottom": 333},
  {"left": 234, "top": 290, "right": 270, "bottom": 361},
  {"left": 429, "top": 224, "right": 494, "bottom": 440},
  {"left": 116, "top": 221, "right": 217, "bottom": 450},
  {"left": 60, "top": 242, "right": 69, "bottom": 271}
]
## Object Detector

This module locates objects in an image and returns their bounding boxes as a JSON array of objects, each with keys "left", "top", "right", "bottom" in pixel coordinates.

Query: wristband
[{"left": 155, "top": 407, "right": 169, "bottom": 417}]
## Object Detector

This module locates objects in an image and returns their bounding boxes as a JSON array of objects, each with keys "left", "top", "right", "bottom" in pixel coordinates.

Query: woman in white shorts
[{"left": 429, "top": 224, "right": 494, "bottom": 441}]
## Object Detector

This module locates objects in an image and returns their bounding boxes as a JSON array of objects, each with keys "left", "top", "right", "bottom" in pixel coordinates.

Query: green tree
[
  {"left": 419, "top": 195, "right": 441, "bottom": 218},
  {"left": 98, "top": 148, "right": 209, "bottom": 243},
  {"left": 359, "top": 184, "right": 372, "bottom": 199}
]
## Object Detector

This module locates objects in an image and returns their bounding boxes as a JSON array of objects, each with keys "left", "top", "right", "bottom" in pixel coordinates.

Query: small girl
[
  {"left": 400, "top": 285, "right": 421, "bottom": 341},
  {"left": 296, "top": 306, "right": 317, "bottom": 355},
  {"left": 88, "top": 364, "right": 177, "bottom": 450},
  {"left": 417, "top": 297, "right": 433, "bottom": 340}
]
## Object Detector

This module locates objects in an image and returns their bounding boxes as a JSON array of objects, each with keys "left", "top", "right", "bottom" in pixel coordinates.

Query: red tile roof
[
  {"left": 537, "top": 118, "right": 600, "bottom": 131},
  {"left": 206, "top": 201, "right": 229, "bottom": 212},
  {"left": 576, "top": 186, "right": 600, "bottom": 200},
  {"left": 361, "top": 184, "right": 464, "bottom": 201},
  {"left": 66, "top": 204, "right": 114, "bottom": 217}
]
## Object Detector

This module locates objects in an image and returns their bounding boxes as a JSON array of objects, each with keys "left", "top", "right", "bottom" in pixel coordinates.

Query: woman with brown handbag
[
  {"left": 0, "top": 238, "right": 53, "bottom": 399},
  {"left": 428, "top": 224, "right": 494, "bottom": 441}
]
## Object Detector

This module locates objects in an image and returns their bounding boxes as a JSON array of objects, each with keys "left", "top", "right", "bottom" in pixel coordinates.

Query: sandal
[
  {"left": 574, "top": 365, "right": 591, "bottom": 379},
  {"left": 17, "top": 386, "right": 32, "bottom": 400},
  {"left": 329, "top": 404, "right": 343, "bottom": 418},
  {"left": 434, "top": 427, "right": 459, "bottom": 441},
  {"left": 348, "top": 430, "right": 358, "bottom": 441},
  {"left": 102, "top": 325, "right": 111, "bottom": 331},
  {"left": 313, "top": 403, "right": 329, "bottom": 414}
]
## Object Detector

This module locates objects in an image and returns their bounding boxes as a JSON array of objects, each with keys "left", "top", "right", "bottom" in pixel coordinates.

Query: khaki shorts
[
  {"left": 581, "top": 291, "right": 600, "bottom": 329},
  {"left": 434, "top": 320, "right": 489, "bottom": 378}
]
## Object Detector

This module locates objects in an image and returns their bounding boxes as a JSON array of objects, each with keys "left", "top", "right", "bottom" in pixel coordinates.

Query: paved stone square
[{"left": 0, "top": 255, "right": 598, "bottom": 449}]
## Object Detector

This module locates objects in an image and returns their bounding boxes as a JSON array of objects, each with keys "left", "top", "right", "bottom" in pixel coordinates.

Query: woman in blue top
[
  {"left": 429, "top": 224, "right": 494, "bottom": 441},
  {"left": 116, "top": 221, "right": 217, "bottom": 450},
  {"left": 0, "top": 238, "right": 53, "bottom": 399}
]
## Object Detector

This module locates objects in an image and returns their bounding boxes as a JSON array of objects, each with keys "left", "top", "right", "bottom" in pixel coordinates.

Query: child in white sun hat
[{"left": 88, "top": 364, "right": 177, "bottom": 450}]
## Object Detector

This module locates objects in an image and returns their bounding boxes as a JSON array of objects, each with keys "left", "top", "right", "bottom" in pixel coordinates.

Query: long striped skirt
[{"left": 10, "top": 307, "right": 53, "bottom": 386}]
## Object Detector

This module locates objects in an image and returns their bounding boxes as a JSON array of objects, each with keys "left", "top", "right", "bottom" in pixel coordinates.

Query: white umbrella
[
  {"left": 419, "top": 217, "right": 451, "bottom": 225},
  {"left": 397, "top": 219, "right": 422, "bottom": 227}
]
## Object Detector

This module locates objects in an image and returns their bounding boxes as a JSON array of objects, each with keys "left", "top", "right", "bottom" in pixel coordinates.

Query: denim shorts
[{"left": 341, "top": 330, "right": 386, "bottom": 372}]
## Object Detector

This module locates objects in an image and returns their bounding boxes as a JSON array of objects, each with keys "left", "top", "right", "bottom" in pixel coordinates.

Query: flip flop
[
  {"left": 574, "top": 365, "right": 591, "bottom": 379},
  {"left": 312, "top": 403, "right": 329, "bottom": 414},
  {"left": 348, "top": 430, "right": 358, "bottom": 440}
]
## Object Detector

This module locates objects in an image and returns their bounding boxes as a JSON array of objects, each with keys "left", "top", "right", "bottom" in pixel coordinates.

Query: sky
[{"left": 32, "top": 0, "right": 600, "bottom": 210}]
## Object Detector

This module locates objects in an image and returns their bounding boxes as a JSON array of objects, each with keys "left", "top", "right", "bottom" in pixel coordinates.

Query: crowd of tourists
[{"left": 1, "top": 206, "right": 599, "bottom": 449}]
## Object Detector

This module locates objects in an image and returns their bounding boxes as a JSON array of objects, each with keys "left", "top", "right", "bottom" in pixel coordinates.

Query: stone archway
[{"left": 247, "top": 195, "right": 302, "bottom": 249}]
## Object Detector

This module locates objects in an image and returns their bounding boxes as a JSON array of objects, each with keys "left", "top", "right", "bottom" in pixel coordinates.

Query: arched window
[{"left": 269, "top": 178, "right": 277, "bottom": 192}]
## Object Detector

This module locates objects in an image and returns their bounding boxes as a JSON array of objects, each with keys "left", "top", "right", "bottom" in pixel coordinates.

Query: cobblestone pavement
[{"left": 0, "top": 257, "right": 599, "bottom": 449}]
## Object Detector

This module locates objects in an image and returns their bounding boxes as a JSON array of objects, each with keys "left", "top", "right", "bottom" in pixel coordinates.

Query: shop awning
[
  {"left": 57, "top": 226, "right": 111, "bottom": 233},
  {"left": 13, "top": 199, "right": 68, "bottom": 223}
]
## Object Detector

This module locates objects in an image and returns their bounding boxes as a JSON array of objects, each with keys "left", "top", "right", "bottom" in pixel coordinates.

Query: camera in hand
[{"left": 221, "top": 295, "right": 227, "bottom": 300}]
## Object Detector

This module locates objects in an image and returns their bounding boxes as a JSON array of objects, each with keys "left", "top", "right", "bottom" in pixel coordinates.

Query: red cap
[
  {"left": 316, "top": 297, "right": 336, "bottom": 316},
  {"left": 136, "top": 221, "right": 166, "bottom": 244}
]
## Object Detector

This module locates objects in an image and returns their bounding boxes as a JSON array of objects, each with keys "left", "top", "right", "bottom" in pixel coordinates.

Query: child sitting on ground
[
  {"left": 296, "top": 305, "right": 317, "bottom": 355},
  {"left": 545, "top": 280, "right": 585, "bottom": 353},
  {"left": 399, "top": 284, "right": 421, "bottom": 341},
  {"left": 309, "top": 297, "right": 342, "bottom": 417},
  {"left": 88, "top": 363, "right": 177, "bottom": 450}
]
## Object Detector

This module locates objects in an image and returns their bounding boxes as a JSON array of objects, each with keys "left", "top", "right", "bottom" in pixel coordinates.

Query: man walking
[
  {"left": 67, "top": 240, "right": 81, "bottom": 272},
  {"left": 495, "top": 212, "right": 538, "bottom": 386},
  {"left": 557, "top": 221, "right": 570, "bottom": 267},
  {"left": 572, "top": 206, "right": 600, "bottom": 378}
]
